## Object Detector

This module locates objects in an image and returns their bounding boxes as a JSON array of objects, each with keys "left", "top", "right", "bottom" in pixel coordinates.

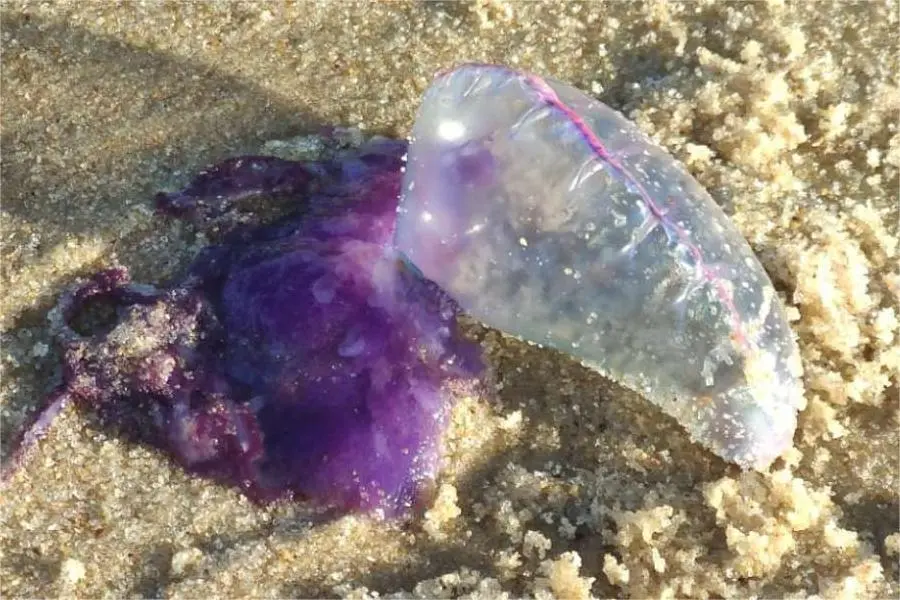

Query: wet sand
[{"left": 1, "top": 2, "right": 898, "bottom": 598}]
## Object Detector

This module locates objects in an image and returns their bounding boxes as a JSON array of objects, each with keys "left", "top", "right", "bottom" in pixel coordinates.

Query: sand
[{"left": 1, "top": 1, "right": 898, "bottom": 598}]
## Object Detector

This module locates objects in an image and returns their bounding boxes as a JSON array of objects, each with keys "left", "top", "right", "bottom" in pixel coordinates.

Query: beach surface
[{"left": 1, "top": 1, "right": 898, "bottom": 598}]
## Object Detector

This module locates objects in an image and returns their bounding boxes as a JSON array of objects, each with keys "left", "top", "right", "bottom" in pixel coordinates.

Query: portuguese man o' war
[
  {"left": 4, "top": 64, "right": 806, "bottom": 519},
  {"left": 395, "top": 63, "right": 805, "bottom": 470}
]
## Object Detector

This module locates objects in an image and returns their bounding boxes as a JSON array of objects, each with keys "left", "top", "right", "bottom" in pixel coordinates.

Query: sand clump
[{"left": 1, "top": 1, "right": 898, "bottom": 599}]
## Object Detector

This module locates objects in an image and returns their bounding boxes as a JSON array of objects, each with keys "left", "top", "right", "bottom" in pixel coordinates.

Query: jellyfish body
[{"left": 5, "top": 66, "right": 808, "bottom": 519}]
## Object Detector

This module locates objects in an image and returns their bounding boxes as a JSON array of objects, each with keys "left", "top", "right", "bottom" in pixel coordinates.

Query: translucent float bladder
[{"left": 395, "top": 64, "right": 805, "bottom": 470}]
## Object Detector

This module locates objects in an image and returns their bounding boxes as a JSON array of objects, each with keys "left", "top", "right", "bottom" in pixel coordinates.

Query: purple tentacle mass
[{"left": 4, "top": 137, "right": 484, "bottom": 518}]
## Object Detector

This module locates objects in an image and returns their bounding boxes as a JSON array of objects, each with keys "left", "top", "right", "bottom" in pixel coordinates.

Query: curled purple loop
[{"left": 49, "top": 267, "right": 161, "bottom": 344}]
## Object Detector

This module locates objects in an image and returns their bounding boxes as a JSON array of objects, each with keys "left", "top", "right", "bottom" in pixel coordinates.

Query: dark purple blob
[{"left": 4, "top": 137, "right": 484, "bottom": 518}]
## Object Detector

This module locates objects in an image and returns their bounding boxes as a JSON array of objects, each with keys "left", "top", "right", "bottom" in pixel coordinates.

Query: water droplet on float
[
  {"left": 437, "top": 119, "right": 466, "bottom": 142},
  {"left": 395, "top": 63, "right": 805, "bottom": 470}
]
